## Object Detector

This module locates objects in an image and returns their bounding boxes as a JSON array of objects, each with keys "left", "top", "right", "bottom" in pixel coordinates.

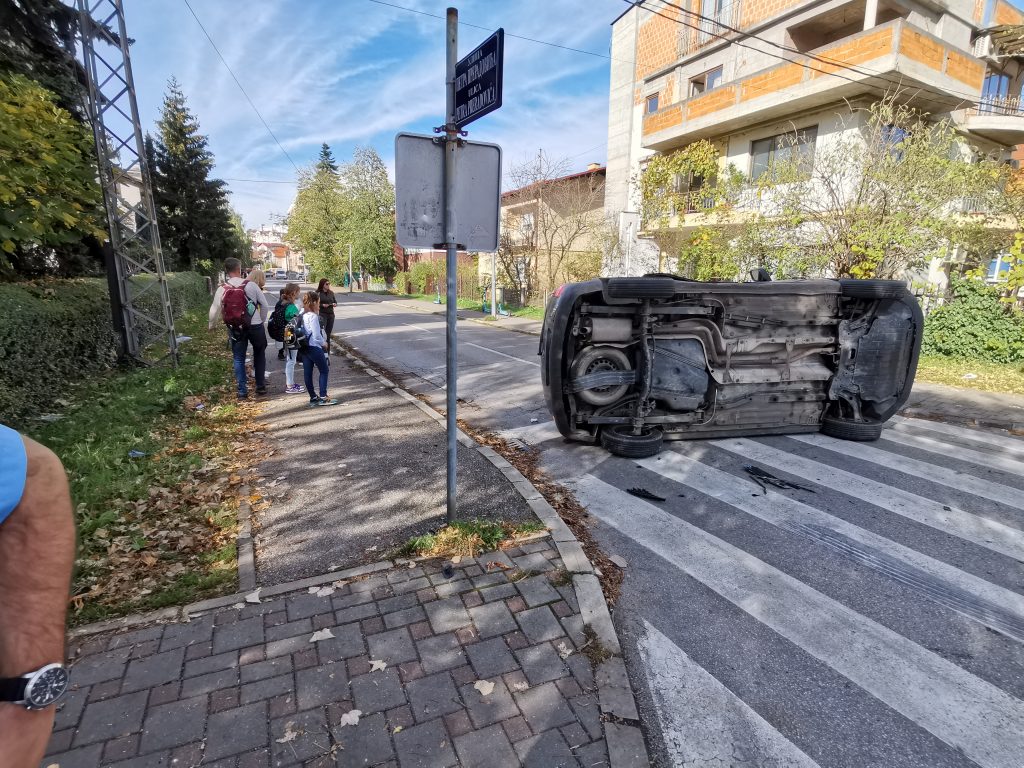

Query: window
[
  {"left": 980, "top": 70, "right": 1011, "bottom": 113},
  {"left": 646, "top": 93, "right": 659, "bottom": 113},
  {"left": 750, "top": 126, "right": 818, "bottom": 181},
  {"left": 690, "top": 66, "right": 724, "bottom": 97}
]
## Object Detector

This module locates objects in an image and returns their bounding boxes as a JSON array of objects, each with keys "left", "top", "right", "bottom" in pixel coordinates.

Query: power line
[
  {"left": 182, "top": 0, "right": 301, "bottom": 173},
  {"left": 364, "top": 0, "right": 635, "bottom": 65}
]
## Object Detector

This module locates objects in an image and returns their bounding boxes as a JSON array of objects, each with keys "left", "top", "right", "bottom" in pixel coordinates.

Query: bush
[
  {"left": 0, "top": 272, "right": 209, "bottom": 427},
  {"left": 922, "top": 277, "right": 1024, "bottom": 363},
  {"left": 392, "top": 271, "right": 410, "bottom": 294}
]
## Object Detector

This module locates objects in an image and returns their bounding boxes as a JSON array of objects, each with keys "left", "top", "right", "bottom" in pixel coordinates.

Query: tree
[
  {"left": 639, "top": 99, "right": 1002, "bottom": 280},
  {"left": 339, "top": 147, "right": 396, "bottom": 282},
  {"left": 150, "top": 79, "right": 241, "bottom": 274},
  {"left": 0, "top": 73, "right": 104, "bottom": 277},
  {"left": 0, "top": 0, "right": 87, "bottom": 119},
  {"left": 287, "top": 144, "right": 344, "bottom": 281}
]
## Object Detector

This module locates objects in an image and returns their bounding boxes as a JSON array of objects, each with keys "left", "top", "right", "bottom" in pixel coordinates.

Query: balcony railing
[
  {"left": 971, "top": 95, "right": 1024, "bottom": 116},
  {"left": 683, "top": 1, "right": 742, "bottom": 55}
]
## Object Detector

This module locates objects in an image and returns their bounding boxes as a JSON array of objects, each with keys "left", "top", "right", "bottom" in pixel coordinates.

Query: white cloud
[{"left": 125, "top": 0, "right": 626, "bottom": 226}]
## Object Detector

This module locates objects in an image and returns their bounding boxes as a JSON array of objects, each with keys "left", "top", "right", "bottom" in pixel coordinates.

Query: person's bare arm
[
  {"left": 0, "top": 437, "right": 75, "bottom": 768},
  {"left": 208, "top": 285, "right": 225, "bottom": 329}
]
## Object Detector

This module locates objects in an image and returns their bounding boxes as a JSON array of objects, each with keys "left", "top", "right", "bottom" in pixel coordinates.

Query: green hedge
[
  {"left": 922, "top": 277, "right": 1024, "bottom": 363},
  {"left": 0, "top": 272, "right": 209, "bottom": 427}
]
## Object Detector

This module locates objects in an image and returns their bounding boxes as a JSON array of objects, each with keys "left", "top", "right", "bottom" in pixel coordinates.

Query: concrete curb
[
  {"left": 341, "top": 351, "right": 649, "bottom": 766},
  {"left": 898, "top": 406, "right": 1024, "bottom": 434},
  {"left": 236, "top": 487, "right": 257, "bottom": 593}
]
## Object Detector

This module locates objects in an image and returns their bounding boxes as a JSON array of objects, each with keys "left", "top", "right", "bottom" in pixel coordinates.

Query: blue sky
[{"left": 123, "top": 0, "right": 628, "bottom": 228}]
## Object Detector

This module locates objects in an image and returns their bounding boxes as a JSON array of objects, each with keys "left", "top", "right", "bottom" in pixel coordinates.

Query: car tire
[
  {"left": 820, "top": 414, "right": 883, "bottom": 441},
  {"left": 600, "top": 425, "right": 664, "bottom": 457},
  {"left": 605, "top": 277, "right": 677, "bottom": 299},
  {"left": 838, "top": 279, "right": 906, "bottom": 299}
]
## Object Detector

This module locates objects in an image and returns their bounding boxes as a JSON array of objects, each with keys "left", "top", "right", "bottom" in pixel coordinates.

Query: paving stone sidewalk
[{"left": 45, "top": 538, "right": 648, "bottom": 768}]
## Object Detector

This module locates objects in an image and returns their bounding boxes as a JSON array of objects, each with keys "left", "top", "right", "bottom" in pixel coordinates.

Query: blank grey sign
[{"left": 395, "top": 132, "right": 501, "bottom": 252}]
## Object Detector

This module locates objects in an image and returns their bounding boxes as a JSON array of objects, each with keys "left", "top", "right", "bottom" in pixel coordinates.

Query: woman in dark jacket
[{"left": 316, "top": 278, "right": 337, "bottom": 352}]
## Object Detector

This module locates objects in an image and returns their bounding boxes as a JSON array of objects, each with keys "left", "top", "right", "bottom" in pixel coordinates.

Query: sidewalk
[{"left": 45, "top": 346, "right": 649, "bottom": 768}]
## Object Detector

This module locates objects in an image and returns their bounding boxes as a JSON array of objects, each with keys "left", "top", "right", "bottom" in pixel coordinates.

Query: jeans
[
  {"left": 284, "top": 348, "right": 296, "bottom": 387},
  {"left": 302, "top": 345, "right": 329, "bottom": 400},
  {"left": 230, "top": 324, "right": 267, "bottom": 396}
]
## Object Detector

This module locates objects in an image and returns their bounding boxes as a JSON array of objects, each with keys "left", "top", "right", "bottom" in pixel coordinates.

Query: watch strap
[{"left": 0, "top": 676, "right": 28, "bottom": 702}]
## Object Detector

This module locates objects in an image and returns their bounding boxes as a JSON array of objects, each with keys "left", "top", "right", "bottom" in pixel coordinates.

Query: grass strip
[
  {"left": 28, "top": 312, "right": 267, "bottom": 626},
  {"left": 915, "top": 355, "right": 1024, "bottom": 396},
  {"left": 399, "top": 519, "right": 546, "bottom": 560}
]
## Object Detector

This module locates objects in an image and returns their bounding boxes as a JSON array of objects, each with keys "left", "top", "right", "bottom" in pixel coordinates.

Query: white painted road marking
[
  {"left": 638, "top": 619, "right": 822, "bottom": 768},
  {"left": 576, "top": 475, "right": 1024, "bottom": 768},
  {"left": 640, "top": 449, "right": 1024, "bottom": 640},
  {"left": 791, "top": 433, "right": 1023, "bottom": 509},
  {"left": 710, "top": 438, "right": 1024, "bottom": 561}
]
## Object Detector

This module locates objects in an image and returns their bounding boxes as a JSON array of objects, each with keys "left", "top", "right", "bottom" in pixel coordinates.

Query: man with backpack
[{"left": 209, "top": 257, "right": 271, "bottom": 399}]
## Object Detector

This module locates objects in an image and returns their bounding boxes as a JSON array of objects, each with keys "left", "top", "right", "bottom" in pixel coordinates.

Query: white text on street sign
[{"left": 454, "top": 29, "right": 503, "bottom": 128}]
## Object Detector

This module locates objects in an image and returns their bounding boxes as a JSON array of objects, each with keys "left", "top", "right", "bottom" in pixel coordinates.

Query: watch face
[{"left": 26, "top": 665, "right": 69, "bottom": 708}]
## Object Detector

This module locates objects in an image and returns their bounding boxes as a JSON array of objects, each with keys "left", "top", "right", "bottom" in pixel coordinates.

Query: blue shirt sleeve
[{"left": 0, "top": 424, "right": 28, "bottom": 526}]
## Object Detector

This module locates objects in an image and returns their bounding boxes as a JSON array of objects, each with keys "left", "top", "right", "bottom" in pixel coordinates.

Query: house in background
[
  {"left": 483, "top": 163, "right": 606, "bottom": 305},
  {"left": 605, "top": 0, "right": 1024, "bottom": 279},
  {"left": 249, "top": 224, "right": 304, "bottom": 274}
]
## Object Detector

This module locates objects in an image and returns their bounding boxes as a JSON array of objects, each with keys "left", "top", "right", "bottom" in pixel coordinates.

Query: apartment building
[{"left": 605, "top": 0, "right": 1024, "bottom": 276}]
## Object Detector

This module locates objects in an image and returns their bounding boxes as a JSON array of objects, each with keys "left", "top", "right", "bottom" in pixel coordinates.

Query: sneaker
[
  {"left": 308, "top": 399, "right": 320, "bottom": 408},
  {"left": 237, "top": 393, "right": 248, "bottom": 401},
  {"left": 317, "top": 397, "right": 339, "bottom": 407},
  {"left": 285, "top": 385, "right": 305, "bottom": 394},
  {"left": 255, "top": 386, "right": 268, "bottom": 396}
]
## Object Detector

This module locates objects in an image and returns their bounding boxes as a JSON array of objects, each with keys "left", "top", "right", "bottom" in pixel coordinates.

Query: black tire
[
  {"left": 820, "top": 414, "right": 883, "bottom": 441},
  {"left": 600, "top": 425, "right": 664, "bottom": 457},
  {"left": 605, "top": 277, "right": 677, "bottom": 300},
  {"left": 839, "top": 278, "right": 906, "bottom": 300}
]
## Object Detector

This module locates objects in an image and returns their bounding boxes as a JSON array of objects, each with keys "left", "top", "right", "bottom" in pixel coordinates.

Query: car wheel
[
  {"left": 838, "top": 279, "right": 906, "bottom": 300},
  {"left": 600, "top": 425, "right": 664, "bottom": 458},
  {"left": 605, "top": 277, "right": 677, "bottom": 299},
  {"left": 820, "top": 414, "right": 883, "bottom": 441}
]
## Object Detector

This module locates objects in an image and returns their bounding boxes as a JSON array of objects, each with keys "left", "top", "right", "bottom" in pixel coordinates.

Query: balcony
[
  {"left": 960, "top": 95, "right": 1024, "bottom": 144},
  {"left": 642, "top": 19, "right": 986, "bottom": 151}
]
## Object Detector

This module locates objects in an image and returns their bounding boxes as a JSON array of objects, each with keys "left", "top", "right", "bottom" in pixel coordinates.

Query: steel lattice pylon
[{"left": 78, "top": 0, "right": 177, "bottom": 364}]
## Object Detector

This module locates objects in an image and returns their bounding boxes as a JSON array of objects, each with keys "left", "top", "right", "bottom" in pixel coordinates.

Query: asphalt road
[{"left": 332, "top": 291, "right": 1024, "bottom": 768}]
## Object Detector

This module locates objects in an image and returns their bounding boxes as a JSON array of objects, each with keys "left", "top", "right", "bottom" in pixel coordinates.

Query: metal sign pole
[
  {"left": 348, "top": 243, "right": 354, "bottom": 293},
  {"left": 491, "top": 254, "right": 498, "bottom": 318},
  {"left": 444, "top": 7, "right": 459, "bottom": 523}
]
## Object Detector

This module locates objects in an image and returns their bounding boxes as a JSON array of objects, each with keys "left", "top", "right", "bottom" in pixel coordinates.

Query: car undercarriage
[{"left": 540, "top": 275, "right": 924, "bottom": 457}]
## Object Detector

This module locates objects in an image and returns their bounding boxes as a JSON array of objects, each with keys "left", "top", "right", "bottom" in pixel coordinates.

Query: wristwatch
[{"left": 0, "top": 664, "right": 70, "bottom": 710}]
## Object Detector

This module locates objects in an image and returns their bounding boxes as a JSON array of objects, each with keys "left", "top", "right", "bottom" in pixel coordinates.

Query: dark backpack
[
  {"left": 221, "top": 280, "right": 253, "bottom": 332},
  {"left": 267, "top": 300, "right": 288, "bottom": 342}
]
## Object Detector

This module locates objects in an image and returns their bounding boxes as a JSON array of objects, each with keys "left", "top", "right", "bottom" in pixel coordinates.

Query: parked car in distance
[
  {"left": 273, "top": 269, "right": 287, "bottom": 280},
  {"left": 286, "top": 271, "right": 298, "bottom": 281},
  {"left": 539, "top": 273, "right": 923, "bottom": 458}
]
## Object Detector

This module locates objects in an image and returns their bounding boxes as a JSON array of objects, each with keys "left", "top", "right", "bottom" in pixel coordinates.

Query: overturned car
[{"left": 539, "top": 274, "right": 923, "bottom": 458}]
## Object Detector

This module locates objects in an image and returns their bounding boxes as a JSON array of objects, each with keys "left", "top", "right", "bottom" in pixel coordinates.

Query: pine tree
[
  {"left": 317, "top": 143, "right": 338, "bottom": 175},
  {"left": 150, "top": 79, "right": 244, "bottom": 273}
]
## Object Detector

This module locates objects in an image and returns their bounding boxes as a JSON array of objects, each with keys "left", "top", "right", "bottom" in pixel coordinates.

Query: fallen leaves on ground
[
  {"left": 465, "top": 420, "right": 624, "bottom": 605},
  {"left": 245, "top": 588, "right": 262, "bottom": 604},
  {"left": 309, "top": 629, "right": 335, "bottom": 642},
  {"left": 474, "top": 679, "right": 495, "bottom": 696},
  {"left": 370, "top": 659, "right": 387, "bottom": 672},
  {"left": 339, "top": 710, "right": 362, "bottom": 727}
]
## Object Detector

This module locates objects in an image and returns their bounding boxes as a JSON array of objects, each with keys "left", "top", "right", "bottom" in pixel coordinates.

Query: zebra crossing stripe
[
  {"left": 708, "top": 438, "right": 1024, "bottom": 561},
  {"left": 638, "top": 450, "right": 1024, "bottom": 641},
  {"left": 575, "top": 475, "right": 1024, "bottom": 768},
  {"left": 791, "top": 433, "right": 1022, "bottom": 509},
  {"left": 638, "top": 619, "right": 822, "bottom": 768},
  {"left": 879, "top": 430, "right": 1024, "bottom": 476}
]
